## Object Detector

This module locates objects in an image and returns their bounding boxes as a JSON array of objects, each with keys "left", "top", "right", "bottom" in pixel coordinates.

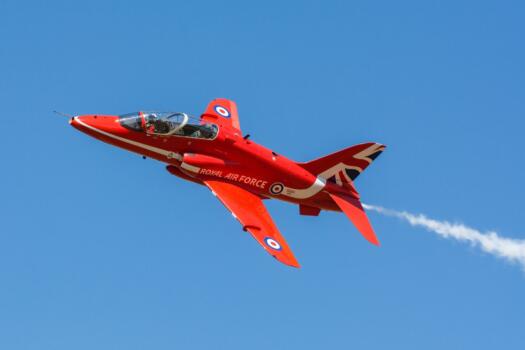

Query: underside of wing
[{"left": 204, "top": 180, "right": 300, "bottom": 268}]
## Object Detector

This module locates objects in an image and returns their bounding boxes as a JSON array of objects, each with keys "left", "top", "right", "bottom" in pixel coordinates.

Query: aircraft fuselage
[
  {"left": 70, "top": 114, "right": 341, "bottom": 211},
  {"left": 69, "top": 101, "right": 384, "bottom": 267}
]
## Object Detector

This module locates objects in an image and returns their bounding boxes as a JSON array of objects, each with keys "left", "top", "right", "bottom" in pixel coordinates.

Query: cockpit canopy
[{"left": 118, "top": 111, "right": 218, "bottom": 139}]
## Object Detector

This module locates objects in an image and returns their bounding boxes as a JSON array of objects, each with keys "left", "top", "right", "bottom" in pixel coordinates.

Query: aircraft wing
[
  {"left": 204, "top": 180, "right": 300, "bottom": 268},
  {"left": 201, "top": 98, "right": 241, "bottom": 132}
]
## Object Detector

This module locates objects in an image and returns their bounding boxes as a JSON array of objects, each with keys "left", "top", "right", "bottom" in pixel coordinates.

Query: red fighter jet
[{"left": 70, "top": 98, "right": 385, "bottom": 268}]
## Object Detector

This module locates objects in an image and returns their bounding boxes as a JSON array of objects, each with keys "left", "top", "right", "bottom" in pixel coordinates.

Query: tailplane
[{"left": 329, "top": 193, "right": 380, "bottom": 245}]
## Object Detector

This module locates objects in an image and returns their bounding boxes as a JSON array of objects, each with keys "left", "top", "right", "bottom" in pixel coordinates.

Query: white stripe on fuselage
[
  {"left": 281, "top": 177, "right": 326, "bottom": 199},
  {"left": 180, "top": 162, "right": 201, "bottom": 173}
]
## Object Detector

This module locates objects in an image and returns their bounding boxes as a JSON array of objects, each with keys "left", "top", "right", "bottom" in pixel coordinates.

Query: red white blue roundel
[
  {"left": 214, "top": 105, "right": 230, "bottom": 118},
  {"left": 269, "top": 182, "right": 284, "bottom": 195},
  {"left": 264, "top": 237, "right": 282, "bottom": 251}
]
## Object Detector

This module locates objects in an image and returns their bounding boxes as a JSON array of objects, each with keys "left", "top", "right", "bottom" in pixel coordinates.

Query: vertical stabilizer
[{"left": 299, "top": 142, "right": 385, "bottom": 186}]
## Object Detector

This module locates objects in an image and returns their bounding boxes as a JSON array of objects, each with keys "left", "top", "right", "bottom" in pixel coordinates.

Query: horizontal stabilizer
[{"left": 329, "top": 192, "right": 380, "bottom": 246}]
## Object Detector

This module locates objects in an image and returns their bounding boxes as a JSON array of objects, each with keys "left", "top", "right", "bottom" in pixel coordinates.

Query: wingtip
[
  {"left": 288, "top": 260, "right": 301, "bottom": 268},
  {"left": 273, "top": 254, "right": 301, "bottom": 268},
  {"left": 286, "top": 261, "right": 301, "bottom": 268},
  {"left": 286, "top": 253, "right": 301, "bottom": 268}
]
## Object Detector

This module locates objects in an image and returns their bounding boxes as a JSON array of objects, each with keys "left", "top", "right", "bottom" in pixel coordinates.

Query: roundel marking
[
  {"left": 264, "top": 237, "right": 282, "bottom": 251},
  {"left": 214, "top": 105, "right": 230, "bottom": 118},
  {"left": 269, "top": 182, "right": 284, "bottom": 195}
]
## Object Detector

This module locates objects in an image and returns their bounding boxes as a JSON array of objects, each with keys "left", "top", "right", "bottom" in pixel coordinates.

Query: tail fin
[{"left": 300, "top": 142, "right": 386, "bottom": 186}]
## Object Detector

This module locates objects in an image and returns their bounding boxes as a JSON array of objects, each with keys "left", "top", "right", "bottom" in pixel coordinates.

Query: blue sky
[{"left": 1, "top": 0, "right": 524, "bottom": 349}]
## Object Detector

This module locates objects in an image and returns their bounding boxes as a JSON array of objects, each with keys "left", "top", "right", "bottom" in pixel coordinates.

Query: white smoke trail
[{"left": 363, "top": 204, "right": 525, "bottom": 270}]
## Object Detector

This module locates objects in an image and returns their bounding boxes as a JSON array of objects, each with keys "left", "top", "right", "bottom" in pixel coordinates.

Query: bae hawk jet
[{"left": 69, "top": 99, "right": 386, "bottom": 267}]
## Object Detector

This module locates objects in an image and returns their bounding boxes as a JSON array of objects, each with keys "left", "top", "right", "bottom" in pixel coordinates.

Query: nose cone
[
  {"left": 70, "top": 114, "right": 124, "bottom": 134},
  {"left": 70, "top": 114, "right": 128, "bottom": 144}
]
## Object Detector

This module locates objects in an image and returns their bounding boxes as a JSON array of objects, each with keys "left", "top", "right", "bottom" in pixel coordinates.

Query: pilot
[
  {"left": 190, "top": 129, "right": 202, "bottom": 138},
  {"left": 153, "top": 119, "right": 171, "bottom": 134}
]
